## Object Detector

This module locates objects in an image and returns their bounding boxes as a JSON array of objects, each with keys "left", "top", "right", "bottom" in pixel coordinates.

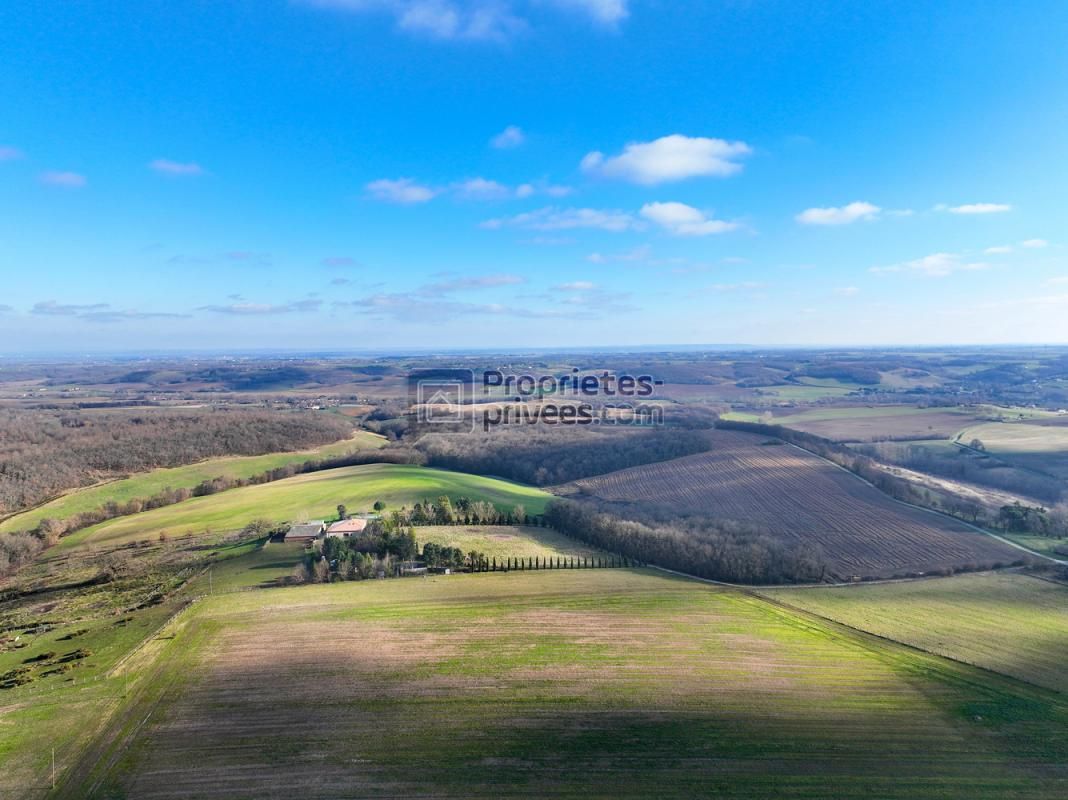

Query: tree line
[
  {"left": 0, "top": 407, "right": 353, "bottom": 516},
  {"left": 414, "top": 426, "right": 715, "bottom": 487},
  {"left": 854, "top": 439, "right": 1064, "bottom": 505},
  {"left": 295, "top": 512, "right": 638, "bottom": 584},
  {"left": 719, "top": 420, "right": 1065, "bottom": 537},
  {"left": 544, "top": 499, "right": 826, "bottom": 584}
]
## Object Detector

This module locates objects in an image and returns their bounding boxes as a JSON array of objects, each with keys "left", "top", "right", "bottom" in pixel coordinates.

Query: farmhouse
[
  {"left": 326, "top": 518, "right": 369, "bottom": 537},
  {"left": 284, "top": 521, "right": 326, "bottom": 543}
]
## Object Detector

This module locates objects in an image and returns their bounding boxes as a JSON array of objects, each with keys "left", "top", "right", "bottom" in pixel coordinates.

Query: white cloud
[
  {"left": 0, "top": 146, "right": 24, "bottom": 161},
  {"left": 149, "top": 158, "right": 205, "bottom": 176},
  {"left": 640, "top": 201, "right": 738, "bottom": 236},
  {"left": 942, "top": 202, "right": 1012, "bottom": 214},
  {"left": 542, "top": 183, "right": 573, "bottom": 197},
  {"left": 303, "top": 0, "right": 631, "bottom": 41},
  {"left": 796, "top": 201, "right": 880, "bottom": 226},
  {"left": 33, "top": 300, "right": 109, "bottom": 315},
  {"left": 301, "top": 1, "right": 536, "bottom": 42},
  {"left": 581, "top": 134, "right": 751, "bottom": 185},
  {"left": 834, "top": 286, "right": 861, "bottom": 297},
  {"left": 870, "top": 252, "right": 988, "bottom": 278},
  {"left": 515, "top": 180, "right": 571, "bottom": 198},
  {"left": 370, "top": 175, "right": 568, "bottom": 203},
  {"left": 357, "top": 294, "right": 573, "bottom": 320},
  {"left": 544, "top": 0, "right": 628, "bottom": 25},
  {"left": 200, "top": 299, "right": 323, "bottom": 315},
  {"left": 453, "top": 177, "right": 512, "bottom": 200},
  {"left": 491, "top": 125, "right": 525, "bottom": 149},
  {"left": 586, "top": 245, "right": 651, "bottom": 264},
  {"left": 31, "top": 300, "right": 190, "bottom": 323},
  {"left": 1021, "top": 238, "right": 1049, "bottom": 249},
  {"left": 399, "top": 0, "right": 527, "bottom": 41},
  {"left": 481, "top": 206, "right": 639, "bottom": 232},
  {"left": 417, "top": 273, "right": 526, "bottom": 295},
  {"left": 985, "top": 245, "right": 1012, "bottom": 254},
  {"left": 555, "top": 280, "right": 596, "bottom": 291},
  {"left": 366, "top": 177, "right": 438, "bottom": 203},
  {"left": 40, "top": 171, "right": 87, "bottom": 188}
]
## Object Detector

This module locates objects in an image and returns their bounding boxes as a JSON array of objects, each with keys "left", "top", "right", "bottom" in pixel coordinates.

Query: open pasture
[
  {"left": 566, "top": 430, "right": 1023, "bottom": 579},
  {"left": 54, "top": 569, "right": 1068, "bottom": 799},
  {"left": 764, "top": 571, "right": 1068, "bottom": 693},
  {"left": 416, "top": 525, "right": 605, "bottom": 560},
  {"left": 54, "top": 465, "right": 551, "bottom": 552},
  {"left": 0, "top": 431, "right": 386, "bottom": 535},
  {"left": 958, "top": 421, "right": 1068, "bottom": 478},
  {"left": 729, "top": 405, "right": 981, "bottom": 442}
]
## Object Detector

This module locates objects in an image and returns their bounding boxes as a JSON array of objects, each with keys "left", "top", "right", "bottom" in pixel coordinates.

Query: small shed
[{"left": 284, "top": 521, "right": 326, "bottom": 543}]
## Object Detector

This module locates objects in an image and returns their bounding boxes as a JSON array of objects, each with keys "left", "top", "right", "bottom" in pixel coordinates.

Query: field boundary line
[
  {"left": 641, "top": 562, "right": 1004, "bottom": 591},
  {"left": 750, "top": 584, "right": 1068, "bottom": 698},
  {"left": 646, "top": 563, "right": 1068, "bottom": 697},
  {"left": 107, "top": 595, "right": 202, "bottom": 679}
]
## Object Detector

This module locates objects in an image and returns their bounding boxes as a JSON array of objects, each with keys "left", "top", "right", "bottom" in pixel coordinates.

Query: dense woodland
[
  {"left": 0, "top": 408, "right": 353, "bottom": 516},
  {"left": 416, "top": 426, "right": 715, "bottom": 486},
  {"left": 545, "top": 499, "right": 826, "bottom": 584}
]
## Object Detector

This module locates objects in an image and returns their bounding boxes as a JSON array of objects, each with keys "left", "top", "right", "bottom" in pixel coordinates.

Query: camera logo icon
[{"left": 408, "top": 369, "right": 474, "bottom": 430}]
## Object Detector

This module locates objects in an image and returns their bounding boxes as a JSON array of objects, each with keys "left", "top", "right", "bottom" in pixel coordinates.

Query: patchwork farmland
[
  {"left": 52, "top": 570, "right": 1068, "bottom": 799},
  {"left": 564, "top": 430, "right": 1024, "bottom": 580},
  {"left": 724, "top": 406, "right": 982, "bottom": 442}
]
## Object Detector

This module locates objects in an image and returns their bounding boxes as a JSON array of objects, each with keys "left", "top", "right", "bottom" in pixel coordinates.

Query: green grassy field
[
  {"left": 415, "top": 525, "right": 606, "bottom": 560},
  {"left": 957, "top": 421, "right": 1068, "bottom": 477},
  {"left": 1000, "top": 533, "right": 1067, "bottom": 557},
  {"left": 723, "top": 405, "right": 981, "bottom": 442},
  {"left": 757, "top": 383, "right": 857, "bottom": 400},
  {"left": 53, "top": 464, "right": 552, "bottom": 552},
  {"left": 0, "top": 430, "right": 387, "bottom": 534},
  {"left": 763, "top": 571, "right": 1068, "bottom": 693},
  {"left": 722, "top": 406, "right": 956, "bottom": 424},
  {"left": 46, "top": 568, "right": 1068, "bottom": 799}
]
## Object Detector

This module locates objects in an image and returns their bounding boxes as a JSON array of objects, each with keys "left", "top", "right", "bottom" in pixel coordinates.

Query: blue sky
[{"left": 1, "top": 0, "right": 1066, "bottom": 352}]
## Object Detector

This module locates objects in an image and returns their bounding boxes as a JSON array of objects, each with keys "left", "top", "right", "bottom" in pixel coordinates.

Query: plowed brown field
[{"left": 567, "top": 431, "right": 1022, "bottom": 579}]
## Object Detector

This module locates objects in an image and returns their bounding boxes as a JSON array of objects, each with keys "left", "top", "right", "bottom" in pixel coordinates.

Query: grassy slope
[
  {"left": 0, "top": 431, "right": 387, "bottom": 534},
  {"left": 1001, "top": 533, "right": 1066, "bottom": 557},
  {"left": 53, "top": 464, "right": 552, "bottom": 552},
  {"left": 415, "top": 525, "right": 606, "bottom": 560},
  {"left": 762, "top": 571, "right": 1068, "bottom": 693},
  {"left": 55, "top": 569, "right": 1068, "bottom": 799},
  {"left": 957, "top": 421, "right": 1068, "bottom": 477}
]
